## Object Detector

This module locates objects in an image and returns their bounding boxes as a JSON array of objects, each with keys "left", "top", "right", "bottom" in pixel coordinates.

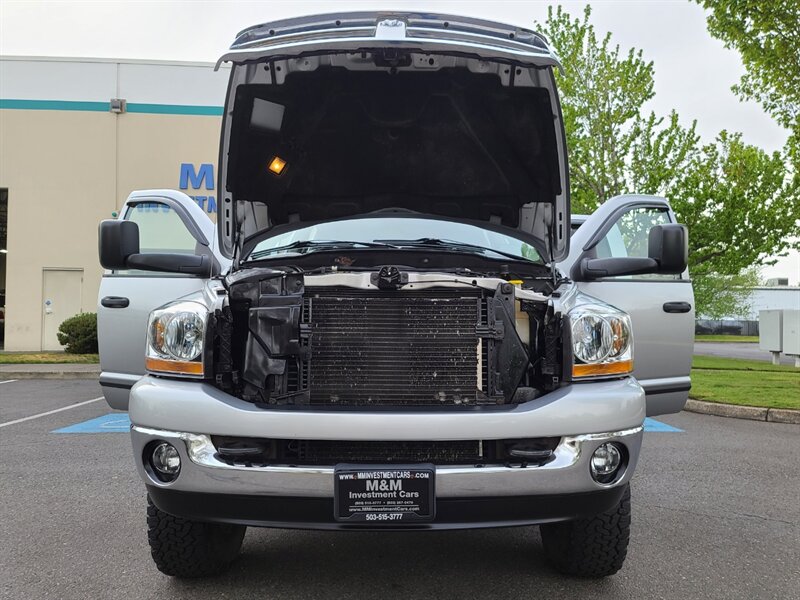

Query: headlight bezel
[
  {"left": 568, "top": 300, "right": 633, "bottom": 380},
  {"left": 145, "top": 301, "right": 210, "bottom": 378}
]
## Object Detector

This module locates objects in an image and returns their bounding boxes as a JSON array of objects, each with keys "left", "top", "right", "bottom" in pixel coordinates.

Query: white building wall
[
  {"left": 1, "top": 56, "right": 229, "bottom": 105},
  {"left": 0, "top": 56, "right": 230, "bottom": 350},
  {"left": 747, "top": 287, "right": 800, "bottom": 320}
]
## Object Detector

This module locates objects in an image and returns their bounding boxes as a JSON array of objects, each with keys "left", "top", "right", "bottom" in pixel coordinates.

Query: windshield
[{"left": 248, "top": 218, "right": 542, "bottom": 263}]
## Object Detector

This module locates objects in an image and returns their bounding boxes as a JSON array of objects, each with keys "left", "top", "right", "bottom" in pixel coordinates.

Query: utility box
[
  {"left": 759, "top": 310, "right": 783, "bottom": 352},
  {"left": 782, "top": 310, "right": 800, "bottom": 356}
]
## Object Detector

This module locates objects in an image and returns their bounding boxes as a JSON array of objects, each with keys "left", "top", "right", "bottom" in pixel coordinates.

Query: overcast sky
[{"left": 1, "top": 0, "right": 797, "bottom": 283}]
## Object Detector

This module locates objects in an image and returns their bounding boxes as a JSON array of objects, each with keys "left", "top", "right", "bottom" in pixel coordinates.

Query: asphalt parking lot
[
  {"left": 1, "top": 379, "right": 798, "bottom": 600},
  {"left": 694, "top": 342, "right": 795, "bottom": 365}
]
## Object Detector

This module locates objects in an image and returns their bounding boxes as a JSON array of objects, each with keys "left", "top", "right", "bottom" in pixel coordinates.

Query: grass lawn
[
  {"left": 691, "top": 355, "right": 799, "bottom": 410},
  {"left": 0, "top": 352, "right": 99, "bottom": 364},
  {"left": 692, "top": 355, "right": 796, "bottom": 372},
  {"left": 695, "top": 335, "right": 759, "bottom": 343}
]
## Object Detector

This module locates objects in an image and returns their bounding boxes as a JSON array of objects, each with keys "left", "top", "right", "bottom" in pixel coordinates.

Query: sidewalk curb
[
  {"left": 0, "top": 371, "right": 99, "bottom": 380},
  {"left": 685, "top": 399, "right": 800, "bottom": 424}
]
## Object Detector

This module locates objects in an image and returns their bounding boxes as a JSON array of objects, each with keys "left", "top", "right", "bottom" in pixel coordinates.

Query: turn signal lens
[
  {"left": 573, "top": 359, "right": 633, "bottom": 378},
  {"left": 145, "top": 357, "right": 204, "bottom": 375},
  {"left": 268, "top": 155, "right": 287, "bottom": 175},
  {"left": 148, "top": 315, "right": 167, "bottom": 357},
  {"left": 609, "top": 317, "right": 630, "bottom": 358}
]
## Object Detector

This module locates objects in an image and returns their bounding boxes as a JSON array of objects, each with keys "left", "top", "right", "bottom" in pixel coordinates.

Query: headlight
[
  {"left": 569, "top": 301, "right": 633, "bottom": 379},
  {"left": 146, "top": 301, "right": 209, "bottom": 377}
]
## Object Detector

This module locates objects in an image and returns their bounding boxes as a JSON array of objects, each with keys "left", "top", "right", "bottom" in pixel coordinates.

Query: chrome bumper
[
  {"left": 131, "top": 425, "right": 643, "bottom": 498},
  {"left": 129, "top": 375, "right": 646, "bottom": 440}
]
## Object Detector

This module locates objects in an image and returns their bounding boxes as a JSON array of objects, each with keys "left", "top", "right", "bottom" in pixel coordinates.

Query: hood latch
[{"left": 371, "top": 266, "right": 408, "bottom": 290}]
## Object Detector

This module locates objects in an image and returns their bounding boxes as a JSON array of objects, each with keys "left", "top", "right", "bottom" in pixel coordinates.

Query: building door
[{"left": 41, "top": 269, "right": 83, "bottom": 351}]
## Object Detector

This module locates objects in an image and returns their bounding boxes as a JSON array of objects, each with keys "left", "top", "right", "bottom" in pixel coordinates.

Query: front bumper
[{"left": 130, "top": 376, "right": 645, "bottom": 529}]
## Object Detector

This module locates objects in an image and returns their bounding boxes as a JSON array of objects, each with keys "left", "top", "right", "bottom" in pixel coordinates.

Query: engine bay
[{"left": 212, "top": 267, "right": 565, "bottom": 408}]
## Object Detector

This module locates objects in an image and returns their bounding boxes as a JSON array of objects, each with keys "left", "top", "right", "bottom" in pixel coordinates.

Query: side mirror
[
  {"left": 648, "top": 224, "right": 688, "bottom": 274},
  {"left": 573, "top": 223, "right": 688, "bottom": 280},
  {"left": 98, "top": 220, "right": 211, "bottom": 275},
  {"left": 99, "top": 220, "right": 139, "bottom": 269}
]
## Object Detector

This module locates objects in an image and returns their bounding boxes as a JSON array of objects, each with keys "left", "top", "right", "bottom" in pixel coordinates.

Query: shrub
[{"left": 57, "top": 312, "right": 98, "bottom": 354}]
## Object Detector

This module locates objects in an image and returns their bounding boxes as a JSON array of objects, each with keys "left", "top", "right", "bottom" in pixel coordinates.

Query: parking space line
[
  {"left": 0, "top": 379, "right": 18, "bottom": 385},
  {"left": 0, "top": 396, "right": 104, "bottom": 428}
]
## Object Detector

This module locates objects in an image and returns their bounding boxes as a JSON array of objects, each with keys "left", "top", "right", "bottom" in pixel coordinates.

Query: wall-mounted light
[{"left": 109, "top": 98, "right": 127, "bottom": 114}]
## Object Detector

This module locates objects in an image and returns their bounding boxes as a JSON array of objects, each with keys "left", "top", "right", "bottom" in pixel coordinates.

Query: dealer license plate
[{"left": 334, "top": 464, "right": 436, "bottom": 523}]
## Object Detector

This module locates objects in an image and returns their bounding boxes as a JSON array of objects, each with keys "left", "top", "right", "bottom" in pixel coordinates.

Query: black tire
[
  {"left": 540, "top": 484, "right": 631, "bottom": 577},
  {"left": 146, "top": 495, "right": 246, "bottom": 578}
]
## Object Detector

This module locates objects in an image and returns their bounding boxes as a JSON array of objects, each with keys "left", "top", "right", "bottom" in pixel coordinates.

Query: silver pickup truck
[{"left": 97, "top": 13, "right": 694, "bottom": 579}]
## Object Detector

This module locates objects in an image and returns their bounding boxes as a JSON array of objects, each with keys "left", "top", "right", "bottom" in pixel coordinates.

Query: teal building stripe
[
  {"left": 0, "top": 99, "right": 223, "bottom": 116},
  {"left": 126, "top": 103, "right": 223, "bottom": 116},
  {"left": 0, "top": 99, "right": 109, "bottom": 111}
]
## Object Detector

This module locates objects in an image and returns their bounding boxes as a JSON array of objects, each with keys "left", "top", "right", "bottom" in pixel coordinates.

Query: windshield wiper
[
  {"left": 374, "top": 237, "right": 536, "bottom": 263},
  {"left": 248, "top": 239, "right": 398, "bottom": 261}
]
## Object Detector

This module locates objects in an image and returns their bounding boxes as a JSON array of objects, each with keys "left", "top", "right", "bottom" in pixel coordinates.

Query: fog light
[
  {"left": 590, "top": 443, "right": 622, "bottom": 483},
  {"left": 152, "top": 442, "right": 181, "bottom": 476}
]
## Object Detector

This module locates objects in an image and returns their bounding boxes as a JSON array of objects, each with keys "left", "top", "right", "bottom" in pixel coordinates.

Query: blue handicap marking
[
  {"left": 643, "top": 417, "right": 683, "bottom": 432},
  {"left": 52, "top": 413, "right": 131, "bottom": 434}
]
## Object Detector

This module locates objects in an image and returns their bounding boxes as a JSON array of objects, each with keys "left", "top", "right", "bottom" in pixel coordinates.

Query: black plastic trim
[
  {"left": 663, "top": 301, "right": 692, "bottom": 313},
  {"left": 146, "top": 486, "right": 625, "bottom": 530},
  {"left": 100, "top": 296, "right": 130, "bottom": 308},
  {"left": 99, "top": 382, "right": 133, "bottom": 390},
  {"left": 644, "top": 383, "right": 691, "bottom": 396}
]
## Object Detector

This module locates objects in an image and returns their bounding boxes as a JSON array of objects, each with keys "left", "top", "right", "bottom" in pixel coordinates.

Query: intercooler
[{"left": 304, "top": 288, "right": 490, "bottom": 406}]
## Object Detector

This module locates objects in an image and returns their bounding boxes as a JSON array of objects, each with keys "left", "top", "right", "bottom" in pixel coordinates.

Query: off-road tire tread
[
  {"left": 540, "top": 485, "right": 631, "bottom": 577},
  {"left": 146, "top": 496, "right": 245, "bottom": 578}
]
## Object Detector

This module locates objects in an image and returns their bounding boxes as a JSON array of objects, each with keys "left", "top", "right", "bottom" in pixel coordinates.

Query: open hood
[{"left": 216, "top": 12, "right": 570, "bottom": 264}]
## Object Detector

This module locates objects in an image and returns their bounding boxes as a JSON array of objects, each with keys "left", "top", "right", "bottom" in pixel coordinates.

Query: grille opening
[
  {"left": 211, "top": 436, "right": 560, "bottom": 466},
  {"left": 222, "top": 282, "right": 555, "bottom": 408},
  {"left": 303, "top": 287, "right": 494, "bottom": 407}
]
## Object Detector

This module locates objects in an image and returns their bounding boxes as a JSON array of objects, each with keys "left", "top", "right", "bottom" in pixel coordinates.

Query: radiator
[{"left": 305, "top": 288, "right": 487, "bottom": 406}]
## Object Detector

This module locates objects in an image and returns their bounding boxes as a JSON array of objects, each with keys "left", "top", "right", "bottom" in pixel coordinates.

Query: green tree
[
  {"left": 538, "top": 6, "right": 800, "bottom": 316},
  {"left": 540, "top": 5, "right": 657, "bottom": 213},
  {"left": 693, "top": 269, "right": 760, "bottom": 320},
  {"left": 669, "top": 131, "right": 799, "bottom": 283},
  {"left": 695, "top": 0, "right": 800, "bottom": 158}
]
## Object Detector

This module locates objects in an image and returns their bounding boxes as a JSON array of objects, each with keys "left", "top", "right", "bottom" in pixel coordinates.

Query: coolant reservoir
[
  {"left": 515, "top": 300, "right": 530, "bottom": 346},
  {"left": 507, "top": 280, "right": 530, "bottom": 346}
]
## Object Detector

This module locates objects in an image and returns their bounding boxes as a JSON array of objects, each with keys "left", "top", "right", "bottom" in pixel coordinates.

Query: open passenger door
[
  {"left": 97, "top": 190, "right": 227, "bottom": 410},
  {"left": 565, "top": 195, "right": 694, "bottom": 416}
]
